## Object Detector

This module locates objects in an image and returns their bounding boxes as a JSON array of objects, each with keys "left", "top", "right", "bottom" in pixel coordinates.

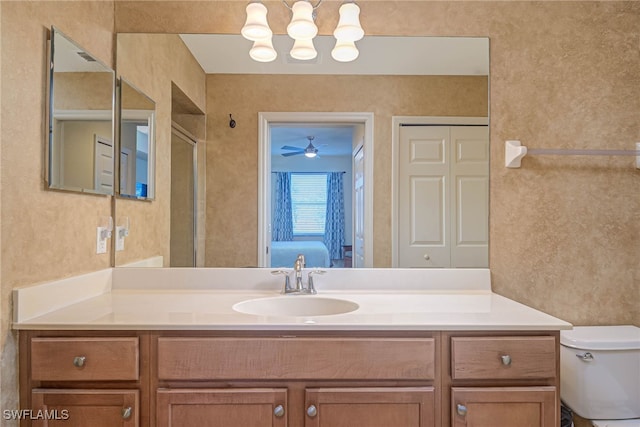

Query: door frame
[
  {"left": 391, "top": 116, "right": 489, "bottom": 267},
  {"left": 258, "top": 112, "right": 374, "bottom": 268}
]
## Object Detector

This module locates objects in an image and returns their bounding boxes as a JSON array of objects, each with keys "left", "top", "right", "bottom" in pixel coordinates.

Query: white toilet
[{"left": 560, "top": 325, "right": 640, "bottom": 427}]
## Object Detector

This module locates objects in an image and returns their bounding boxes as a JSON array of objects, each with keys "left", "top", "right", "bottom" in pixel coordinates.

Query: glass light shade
[
  {"left": 304, "top": 151, "right": 317, "bottom": 158},
  {"left": 249, "top": 37, "right": 277, "bottom": 62},
  {"left": 241, "top": 2, "right": 272, "bottom": 41},
  {"left": 331, "top": 39, "right": 359, "bottom": 62},
  {"left": 334, "top": 3, "right": 364, "bottom": 42},
  {"left": 290, "top": 38, "right": 317, "bottom": 60},
  {"left": 287, "top": 1, "right": 318, "bottom": 40}
]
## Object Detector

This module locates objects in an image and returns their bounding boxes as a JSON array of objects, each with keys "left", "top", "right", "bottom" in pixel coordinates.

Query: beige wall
[
  {"left": 205, "top": 74, "right": 488, "bottom": 268},
  {"left": 1, "top": 0, "right": 115, "bottom": 417},
  {"left": 114, "top": 33, "right": 206, "bottom": 266}
]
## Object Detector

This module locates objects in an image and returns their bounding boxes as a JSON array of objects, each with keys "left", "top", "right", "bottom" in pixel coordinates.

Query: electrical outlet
[
  {"left": 115, "top": 226, "right": 125, "bottom": 251},
  {"left": 96, "top": 227, "right": 108, "bottom": 254}
]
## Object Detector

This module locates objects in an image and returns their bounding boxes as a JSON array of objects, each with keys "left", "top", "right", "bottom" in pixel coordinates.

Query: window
[{"left": 290, "top": 173, "right": 327, "bottom": 235}]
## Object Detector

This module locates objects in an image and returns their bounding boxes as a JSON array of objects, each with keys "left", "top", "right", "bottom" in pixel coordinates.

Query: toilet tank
[{"left": 560, "top": 325, "right": 640, "bottom": 420}]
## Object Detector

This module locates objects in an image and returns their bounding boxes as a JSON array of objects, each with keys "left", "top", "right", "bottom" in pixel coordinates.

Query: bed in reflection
[{"left": 271, "top": 241, "right": 331, "bottom": 268}]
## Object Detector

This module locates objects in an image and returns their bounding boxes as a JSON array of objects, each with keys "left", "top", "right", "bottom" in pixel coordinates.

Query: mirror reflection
[
  {"left": 118, "top": 79, "right": 156, "bottom": 200},
  {"left": 113, "top": 34, "right": 489, "bottom": 269},
  {"left": 47, "top": 27, "right": 115, "bottom": 195}
]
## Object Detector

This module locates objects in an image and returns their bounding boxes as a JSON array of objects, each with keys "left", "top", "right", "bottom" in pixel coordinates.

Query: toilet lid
[{"left": 592, "top": 420, "right": 640, "bottom": 427}]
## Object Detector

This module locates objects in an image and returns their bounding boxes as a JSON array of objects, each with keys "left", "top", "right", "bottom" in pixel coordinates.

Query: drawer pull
[
  {"left": 307, "top": 405, "right": 318, "bottom": 418},
  {"left": 457, "top": 404, "right": 467, "bottom": 416},
  {"left": 500, "top": 354, "right": 512, "bottom": 366},
  {"left": 576, "top": 352, "right": 594, "bottom": 361},
  {"left": 274, "top": 405, "right": 285, "bottom": 418},
  {"left": 122, "top": 407, "right": 132, "bottom": 420},
  {"left": 72, "top": 356, "right": 86, "bottom": 368}
]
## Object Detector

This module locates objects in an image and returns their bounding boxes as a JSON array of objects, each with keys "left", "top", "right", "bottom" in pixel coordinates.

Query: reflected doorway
[
  {"left": 258, "top": 112, "right": 374, "bottom": 268},
  {"left": 170, "top": 125, "right": 197, "bottom": 267}
]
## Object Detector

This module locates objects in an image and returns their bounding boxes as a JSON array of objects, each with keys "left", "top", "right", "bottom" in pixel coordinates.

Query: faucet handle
[
  {"left": 271, "top": 270, "right": 292, "bottom": 293},
  {"left": 307, "top": 269, "right": 326, "bottom": 294}
]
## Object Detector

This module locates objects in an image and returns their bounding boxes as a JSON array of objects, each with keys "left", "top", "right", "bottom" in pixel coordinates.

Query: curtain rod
[
  {"left": 505, "top": 140, "right": 640, "bottom": 169},
  {"left": 271, "top": 171, "right": 346, "bottom": 174}
]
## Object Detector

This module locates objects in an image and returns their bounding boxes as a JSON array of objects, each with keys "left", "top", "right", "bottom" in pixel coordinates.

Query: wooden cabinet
[
  {"left": 445, "top": 333, "right": 560, "bottom": 427},
  {"left": 20, "top": 330, "right": 560, "bottom": 427},
  {"left": 156, "top": 388, "right": 287, "bottom": 427},
  {"left": 305, "top": 387, "right": 435, "bottom": 427},
  {"left": 31, "top": 389, "right": 138, "bottom": 427},
  {"left": 451, "top": 387, "right": 557, "bottom": 427}
]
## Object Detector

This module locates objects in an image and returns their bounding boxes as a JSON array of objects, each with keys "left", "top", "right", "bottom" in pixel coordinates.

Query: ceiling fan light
[
  {"left": 287, "top": 1, "right": 318, "bottom": 40},
  {"left": 334, "top": 2, "right": 364, "bottom": 42},
  {"left": 331, "top": 39, "right": 359, "bottom": 62},
  {"left": 241, "top": 2, "right": 272, "bottom": 41},
  {"left": 249, "top": 37, "right": 277, "bottom": 62},
  {"left": 290, "top": 38, "right": 317, "bottom": 61},
  {"left": 304, "top": 152, "right": 317, "bottom": 158}
]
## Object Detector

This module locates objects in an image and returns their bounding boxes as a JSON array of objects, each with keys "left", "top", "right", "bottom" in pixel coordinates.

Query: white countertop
[{"left": 12, "top": 268, "right": 572, "bottom": 331}]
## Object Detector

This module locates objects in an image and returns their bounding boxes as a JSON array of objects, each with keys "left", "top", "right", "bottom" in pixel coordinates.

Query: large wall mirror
[
  {"left": 46, "top": 27, "right": 115, "bottom": 195},
  {"left": 118, "top": 78, "right": 156, "bottom": 200},
  {"left": 114, "top": 34, "right": 489, "bottom": 269}
]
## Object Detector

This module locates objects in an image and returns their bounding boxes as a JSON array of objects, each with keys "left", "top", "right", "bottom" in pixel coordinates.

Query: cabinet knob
[
  {"left": 72, "top": 356, "right": 86, "bottom": 368},
  {"left": 121, "top": 407, "right": 132, "bottom": 420},
  {"left": 424, "top": 254, "right": 430, "bottom": 261},
  {"left": 501, "top": 354, "right": 512, "bottom": 365},
  {"left": 273, "top": 405, "right": 285, "bottom": 418},
  {"left": 307, "top": 405, "right": 318, "bottom": 418},
  {"left": 456, "top": 404, "right": 467, "bottom": 416}
]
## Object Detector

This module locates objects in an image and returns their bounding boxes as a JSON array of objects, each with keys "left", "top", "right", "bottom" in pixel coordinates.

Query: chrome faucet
[
  {"left": 293, "top": 254, "right": 305, "bottom": 292},
  {"left": 271, "top": 254, "right": 325, "bottom": 295}
]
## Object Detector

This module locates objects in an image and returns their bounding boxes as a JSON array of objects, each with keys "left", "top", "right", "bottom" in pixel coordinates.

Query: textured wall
[
  {"left": 115, "top": 0, "right": 639, "bottom": 327},
  {"left": 115, "top": 33, "right": 206, "bottom": 267},
  {"left": 206, "top": 74, "right": 488, "bottom": 267},
  {"left": 0, "top": 0, "right": 115, "bottom": 419}
]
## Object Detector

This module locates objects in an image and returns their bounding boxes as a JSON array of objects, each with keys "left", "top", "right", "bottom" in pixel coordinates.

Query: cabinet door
[
  {"left": 451, "top": 387, "right": 557, "bottom": 427},
  {"left": 31, "top": 389, "right": 138, "bottom": 427},
  {"left": 156, "top": 388, "right": 287, "bottom": 427},
  {"left": 305, "top": 387, "right": 435, "bottom": 427}
]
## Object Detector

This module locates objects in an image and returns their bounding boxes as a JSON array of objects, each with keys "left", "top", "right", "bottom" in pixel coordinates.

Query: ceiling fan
[{"left": 281, "top": 136, "right": 321, "bottom": 158}]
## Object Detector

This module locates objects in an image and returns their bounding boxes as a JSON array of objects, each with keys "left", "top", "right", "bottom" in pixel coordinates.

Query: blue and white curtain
[
  {"left": 324, "top": 172, "right": 345, "bottom": 259},
  {"left": 273, "top": 172, "right": 293, "bottom": 241}
]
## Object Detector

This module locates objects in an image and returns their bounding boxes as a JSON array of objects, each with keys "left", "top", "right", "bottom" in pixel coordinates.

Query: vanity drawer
[
  {"left": 158, "top": 337, "right": 435, "bottom": 381},
  {"left": 451, "top": 336, "right": 556, "bottom": 380},
  {"left": 31, "top": 337, "right": 139, "bottom": 381}
]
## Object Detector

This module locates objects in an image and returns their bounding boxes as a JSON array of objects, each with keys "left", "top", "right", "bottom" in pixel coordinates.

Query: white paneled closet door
[{"left": 397, "top": 125, "right": 488, "bottom": 268}]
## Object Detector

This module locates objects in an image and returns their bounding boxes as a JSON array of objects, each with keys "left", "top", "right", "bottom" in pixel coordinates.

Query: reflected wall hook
[{"left": 229, "top": 114, "right": 236, "bottom": 128}]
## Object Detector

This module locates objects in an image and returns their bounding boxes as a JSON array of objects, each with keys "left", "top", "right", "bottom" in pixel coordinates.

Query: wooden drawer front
[
  {"left": 157, "top": 388, "right": 287, "bottom": 427},
  {"left": 306, "top": 387, "right": 435, "bottom": 427},
  {"left": 158, "top": 337, "right": 435, "bottom": 381},
  {"left": 451, "top": 336, "right": 556, "bottom": 380},
  {"left": 32, "top": 389, "right": 139, "bottom": 427},
  {"left": 31, "top": 337, "right": 139, "bottom": 381}
]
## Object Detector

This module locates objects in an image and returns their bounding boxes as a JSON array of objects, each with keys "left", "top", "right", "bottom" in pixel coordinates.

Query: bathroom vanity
[{"left": 13, "top": 268, "right": 570, "bottom": 427}]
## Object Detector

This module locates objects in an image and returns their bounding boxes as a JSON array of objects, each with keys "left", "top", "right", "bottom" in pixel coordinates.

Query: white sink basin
[{"left": 233, "top": 296, "right": 359, "bottom": 317}]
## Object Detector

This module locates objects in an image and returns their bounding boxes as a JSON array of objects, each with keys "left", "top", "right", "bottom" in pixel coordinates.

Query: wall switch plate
[
  {"left": 115, "top": 226, "right": 125, "bottom": 251},
  {"left": 96, "top": 227, "right": 108, "bottom": 254}
]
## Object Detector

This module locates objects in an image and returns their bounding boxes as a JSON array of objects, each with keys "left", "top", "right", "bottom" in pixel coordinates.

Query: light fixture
[
  {"left": 304, "top": 141, "right": 318, "bottom": 158},
  {"left": 290, "top": 38, "right": 317, "bottom": 60},
  {"left": 241, "top": 0, "right": 364, "bottom": 63}
]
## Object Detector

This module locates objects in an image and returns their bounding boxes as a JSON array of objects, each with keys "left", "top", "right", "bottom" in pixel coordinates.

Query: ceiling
[
  {"left": 271, "top": 125, "right": 355, "bottom": 157},
  {"left": 180, "top": 34, "right": 489, "bottom": 76}
]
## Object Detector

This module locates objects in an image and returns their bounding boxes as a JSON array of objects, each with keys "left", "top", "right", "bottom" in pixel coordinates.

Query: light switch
[
  {"left": 96, "top": 227, "right": 108, "bottom": 254},
  {"left": 116, "top": 226, "right": 126, "bottom": 251}
]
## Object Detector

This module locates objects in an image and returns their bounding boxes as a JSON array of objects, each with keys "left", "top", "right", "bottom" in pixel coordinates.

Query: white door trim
[
  {"left": 258, "top": 112, "right": 374, "bottom": 268},
  {"left": 391, "top": 116, "right": 489, "bottom": 267}
]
